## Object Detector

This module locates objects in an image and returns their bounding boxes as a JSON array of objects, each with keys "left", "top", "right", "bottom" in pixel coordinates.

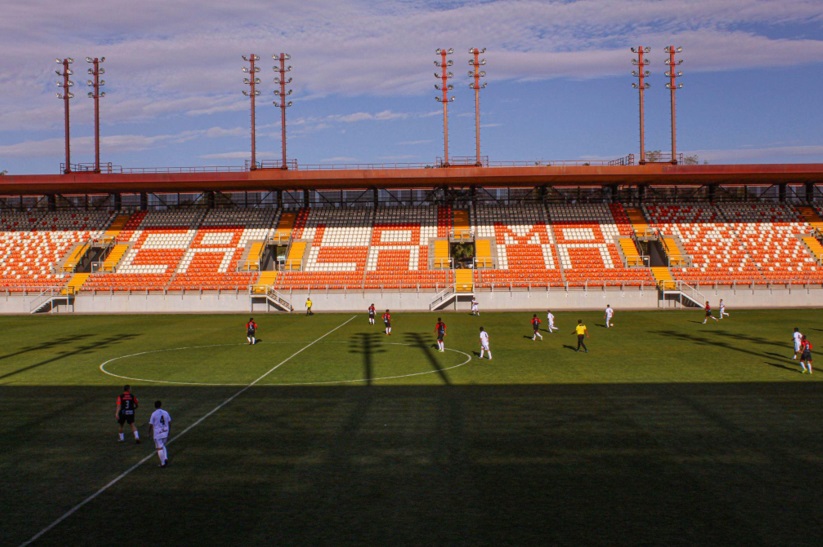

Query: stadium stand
[
  {"left": 83, "top": 210, "right": 204, "bottom": 292},
  {"left": 546, "top": 203, "right": 654, "bottom": 286},
  {"left": 168, "top": 208, "right": 275, "bottom": 290},
  {"left": 717, "top": 202, "right": 823, "bottom": 284},
  {"left": 272, "top": 205, "right": 454, "bottom": 290},
  {"left": 625, "top": 207, "right": 651, "bottom": 237},
  {"left": 474, "top": 238, "right": 494, "bottom": 268},
  {"left": 643, "top": 203, "right": 823, "bottom": 285},
  {"left": 452, "top": 209, "right": 471, "bottom": 240},
  {"left": 473, "top": 203, "right": 564, "bottom": 288},
  {"left": 433, "top": 239, "right": 450, "bottom": 269},
  {"left": 62, "top": 273, "right": 90, "bottom": 295},
  {"left": 7, "top": 200, "right": 823, "bottom": 299},
  {"left": 0, "top": 210, "right": 114, "bottom": 292}
]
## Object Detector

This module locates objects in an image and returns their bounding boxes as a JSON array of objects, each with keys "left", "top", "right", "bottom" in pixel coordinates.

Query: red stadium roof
[{"left": 2, "top": 162, "right": 823, "bottom": 195}]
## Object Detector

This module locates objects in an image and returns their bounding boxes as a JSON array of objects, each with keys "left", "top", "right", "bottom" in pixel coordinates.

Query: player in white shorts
[
  {"left": 793, "top": 327, "right": 803, "bottom": 359},
  {"left": 479, "top": 327, "right": 492, "bottom": 360},
  {"left": 604, "top": 304, "right": 614, "bottom": 328},
  {"left": 546, "top": 310, "right": 559, "bottom": 333},
  {"left": 149, "top": 400, "right": 172, "bottom": 468},
  {"left": 719, "top": 299, "right": 729, "bottom": 319},
  {"left": 471, "top": 298, "right": 479, "bottom": 316}
]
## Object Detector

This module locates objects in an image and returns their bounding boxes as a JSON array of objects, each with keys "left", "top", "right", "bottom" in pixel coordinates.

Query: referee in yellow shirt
[{"left": 573, "top": 319, "right": 589, "bottom": 353}]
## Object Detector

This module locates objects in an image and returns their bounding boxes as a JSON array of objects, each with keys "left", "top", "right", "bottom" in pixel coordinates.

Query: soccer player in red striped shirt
[{"left": 531, "top": 314, "right": 543, "bottom": 341}]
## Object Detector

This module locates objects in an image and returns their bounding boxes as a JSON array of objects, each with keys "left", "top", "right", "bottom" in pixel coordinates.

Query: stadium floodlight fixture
[
  {"left": 86, "top": 56, "right": 106, "bottom": 172},
  {"left": 272, "top": 52, "right": 294, "bottom": 169},
  {"left": 434, "top": 48, "right": 457, "bottom": 165},
  {"left": 242, "top": 53, "right": 263, "bottom": 170},
  {"left": 664, "top": 46, "right": 684, "bottom": 163},
  {"left": 631, "top": 46, "right": 651, "bottom": 164},
  {"left": 469, "top": 47, "right": 488, "bottom": 166},
  {"left": 56, "top": 57, "right": 76, "bottom": 173}
]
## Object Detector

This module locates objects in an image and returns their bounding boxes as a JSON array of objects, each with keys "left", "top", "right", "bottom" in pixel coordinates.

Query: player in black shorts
[
  {"left": 434, "top": 317, "right": 447, "bottom": 352},
  {"left": 116, "top": 385, "right": 140, "bottom": 443},
  {"left": 246, "top": 317, "right": 258, "bottom": 345}
]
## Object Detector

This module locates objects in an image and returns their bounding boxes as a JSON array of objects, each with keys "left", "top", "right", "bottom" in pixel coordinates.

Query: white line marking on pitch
[
  {"left": 100, "top": 341, "right": 472, "bottom": 386},
  {"left": 20, "top": 315, "right": 357, "bottom": 547}
]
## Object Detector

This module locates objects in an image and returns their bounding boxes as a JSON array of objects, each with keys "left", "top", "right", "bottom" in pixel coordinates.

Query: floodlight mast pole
[
  {"left": 56, "top": 58, "right": 74, "bottom": 173},
  {"left": 665, "top": 46, "right": 684, "bottom": 165},
  {"left": 631, "top": 47, "right": 651, "bottom": 165},
  {"left": 273, "top": 53, "right": 293, "bottom": 170},
  {"left": 434, "top": 48, "right": 454, "bottom": 167},
  {"left": 469, "top": 48, "right": 487, "bottom": 167},
  {"left": 242, "top": 54, "right": 261, "bottom": 170},
  {"left": 86, "top": 57, "right": 105, "bottom": 173}
]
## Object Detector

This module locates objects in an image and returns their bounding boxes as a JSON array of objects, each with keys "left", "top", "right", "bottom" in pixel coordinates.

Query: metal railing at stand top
[
  {"left": 61, "top": 162, "right": 250, "bottom": 175},
  {"left": 60, "top": 154, "right": 639, "bottom": 174}
]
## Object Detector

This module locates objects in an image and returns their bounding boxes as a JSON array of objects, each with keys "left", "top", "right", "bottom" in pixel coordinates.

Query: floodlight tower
[
  {"left": 468, "top": 48, "right": 487, "bottom": 166},
  {"left": 86, "top": 56, "right": 105, "bottom": 173},
  {"left": 273, "top": 53, "right": 293, "bottom": 169},
  {"left": 434, "top": 48, "right": 455, "bottom": 167},
  {"left": 55, "top": 57, "right": 75, "bottom": 173},
  {"left": 242, "top": 54, "right": 261, "bottom": 170},
  {"left": 664, "top": 46, "right": 684, "bottom": 164},
  {"left": 631, "top": 46, "right": 651, "bottom": 164}
]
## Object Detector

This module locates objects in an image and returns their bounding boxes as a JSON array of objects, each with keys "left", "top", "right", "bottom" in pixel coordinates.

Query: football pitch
[{"left": 1, "top": 309, "right": 822, "bottom": 546}]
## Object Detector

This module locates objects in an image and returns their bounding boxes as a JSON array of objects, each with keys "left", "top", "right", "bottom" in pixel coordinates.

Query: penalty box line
[{"left": 20, "top": 315, "right": 357, "bottom": 547}]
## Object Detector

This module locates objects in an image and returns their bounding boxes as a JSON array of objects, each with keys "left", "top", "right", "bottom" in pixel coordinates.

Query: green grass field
[{"left": 2, "top": 309, "right": 822, "bottom": 546}]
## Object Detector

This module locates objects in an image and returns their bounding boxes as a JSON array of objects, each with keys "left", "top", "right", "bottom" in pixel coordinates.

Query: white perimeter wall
[{"left": 2, "top": 285, "right": 823, "bottom": 314}]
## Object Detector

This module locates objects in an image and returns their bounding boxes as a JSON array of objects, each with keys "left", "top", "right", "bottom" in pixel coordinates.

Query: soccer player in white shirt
[
  {"left": 546, "top": 310, "right": 559, "bottom": 333},
  {"left": 149, "top": 400, "right": 172, "bottom": 468},
  {"left": 793, "top": 327, "right": 803, "bottom": 360},
  {"left": 719, "top": 299, "right": 729, "bottom": 319},
  {"left": 471, "top": 298, "right": 479, "bottom": 316},
  {"left": 604, "top": 304, "right": 614, "bottom": 328},
  {"left": 479, "top": 327, "right": 492, "bottom": 360}
]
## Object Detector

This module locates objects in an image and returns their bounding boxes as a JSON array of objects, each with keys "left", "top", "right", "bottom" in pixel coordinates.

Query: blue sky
[{"left": 1, "top": 0, "right": 822, "bottom": 175}]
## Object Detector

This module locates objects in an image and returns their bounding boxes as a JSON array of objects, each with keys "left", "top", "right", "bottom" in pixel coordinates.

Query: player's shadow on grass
[
  {"left": 652, "top": 329, "right": 778, "bottom": 362},
  {"left": 563, "top": 345, "right": 578, "bottom": 351},
  {"left": 0, "top": 333, "right": 139, "bottom": 381},
  {"left": 349, "top": 332, "right": 384, "bottom": 386},
  {"left": 403, "top": 332, "right": 452, "bottom": 385},
  {"left": 765, "top": 361, "right": 801, "bottom": 373},
  {"left": 712, "top": 330, "right": 786, "bottom": 349},
  {"left": 0, "top": 335, "right": 89, "bottom": 363}
]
